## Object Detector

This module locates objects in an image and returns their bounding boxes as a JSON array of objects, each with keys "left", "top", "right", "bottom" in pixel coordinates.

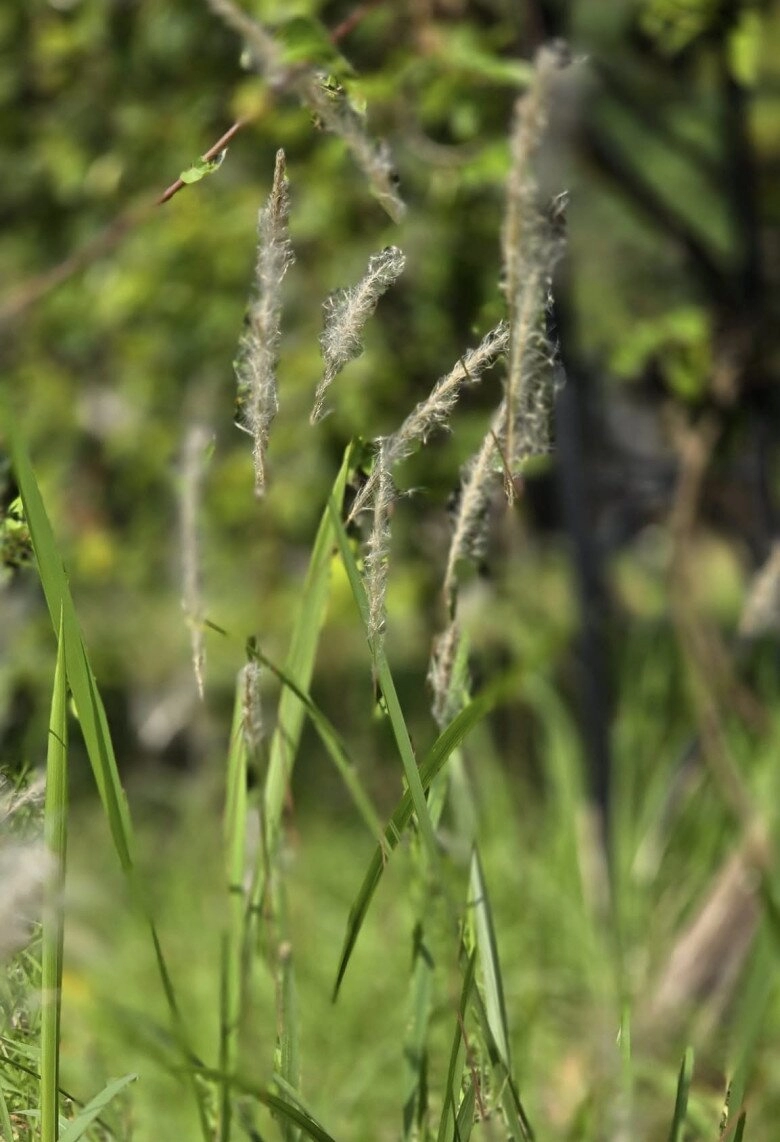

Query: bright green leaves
[{"left": 179, "top": 147, "right": 228, "bottom": 185}]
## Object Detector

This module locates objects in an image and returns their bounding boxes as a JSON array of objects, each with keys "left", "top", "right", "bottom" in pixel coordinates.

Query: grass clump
[{"left": 1, "top": 28, "right": 777, "bottom": 1142}]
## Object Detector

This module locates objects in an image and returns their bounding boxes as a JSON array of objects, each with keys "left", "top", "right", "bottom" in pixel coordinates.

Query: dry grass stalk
[{"left": 180, "top": 423, "right": 212, "bottom": 699}]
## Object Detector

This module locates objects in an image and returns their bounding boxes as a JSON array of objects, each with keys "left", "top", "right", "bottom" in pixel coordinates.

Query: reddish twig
[
  {"left": 0, "top": 0, "right": 386, "bottom": 330},
  {"left": 156, "top": 116, "right": 249, "bottom": 206}
]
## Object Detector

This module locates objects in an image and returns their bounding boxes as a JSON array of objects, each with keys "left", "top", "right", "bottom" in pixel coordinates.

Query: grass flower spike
[
  {"left": 502, "top": 44, "right": 569, "bottom": 498},
  {"left": 235, "top": 149, "right": 294, "bottom": 497},
  {"left": 349, "top": 322, "right": 509, "bottom": 524},
  {"left": 311, "top": 245, "right": 406, "bottom": 423}
]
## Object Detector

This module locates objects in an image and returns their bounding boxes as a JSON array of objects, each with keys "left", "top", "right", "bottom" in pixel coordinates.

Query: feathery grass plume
[
  {"left": 442, "top": 398, "right": 506, "bottom": 616},
  {"left": 179, "top": 423, "right": 212, "bottom": 699},
  {"left": 311, "top": 245, "right": 406, "bottom": 423},
  {"left": 206, "top": 0, "right": 406, "bottom": 221},
  {"left": 235, "top": 149, "right": 294, "bottom": 496},
  {"left": 502, "top": 43, "right": 569, "bottom": 501},
  {"left": 429, "top": 394, "right": 512, "bottom": 722},
  {"left": 363, "top": 441, "right": 393, "bottom": 647},
  {"left": 303, "top": 77, "right": 406, "bottom": 223},
  {"left": 0, "top": 776, "right": 50, "bottom": 964},
  {"left": 428, "top": 618, "right": 462, "bottom": 729},
  {"left": 241, "top": 658, "right": 264, "bottom": 760},
  {"left": 348, "top": 322, "right": 509, "bottom": 525}
]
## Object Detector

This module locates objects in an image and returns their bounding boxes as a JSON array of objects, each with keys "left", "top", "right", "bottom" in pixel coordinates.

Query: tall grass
[{"left": 1, "top": 27, "right": 778, "bottom": 1142}]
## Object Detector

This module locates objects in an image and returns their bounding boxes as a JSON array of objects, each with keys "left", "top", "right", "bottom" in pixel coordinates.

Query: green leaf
[
  {"left": 58, "top": 1074, "right": 138, "bottom": 1142},
  {"left": 179, "top": 148, "right": 228, "bottom": 184}
]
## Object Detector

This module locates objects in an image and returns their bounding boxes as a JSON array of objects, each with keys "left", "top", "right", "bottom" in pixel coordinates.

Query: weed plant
[{"left": 0, "top": 15, "right": 777, "bottom": 1142}]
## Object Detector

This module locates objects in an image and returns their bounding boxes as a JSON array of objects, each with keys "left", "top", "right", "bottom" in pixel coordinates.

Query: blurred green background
[{"left": 2, "top": 0, "right": 780, "bottom": 1138}]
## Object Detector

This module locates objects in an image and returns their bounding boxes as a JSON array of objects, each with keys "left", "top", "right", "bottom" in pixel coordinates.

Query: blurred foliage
[{"left": 0, "top": 0, "right": 778, "bottom": 794}]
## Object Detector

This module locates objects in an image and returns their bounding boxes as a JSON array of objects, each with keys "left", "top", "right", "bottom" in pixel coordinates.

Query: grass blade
[
  {"left": 667, "top": 1047, "right": 694, "bottom": 1142},
  {"left": 248, "top": 643, "right": 387, "bottom": 852},
  {"left": 328, "top": 496, "right": 439, "bottom": 863},
  {"left": 219, "top": 677, "right": 250, "bottom": 1142},
  {"left": 468, "top": 850, "right": 511, "bottom": 1071},
  {"left": 333, "top": 666, "right": 521, "bottom": 998},
  {"left": 58, "top": 1073, "right": 138, "bottom": 1142},
  {"left": 454, "top": 1079, "right": 476, "bottom": 1142},
  {"left": 177, "top": 1066, "right": 337, "bottom": 1142},
  {"left": 5, "top": 408, "right": 210, "bottom": 1134},
  {"left": 436, "top": 951, "right": 477, "bottom": 1142},
  {"left": 274, "top": 925, "right": 300, "bottom": 1142},
  {"left": 41, "top": 610, "right": 68, "bottom": 1142},
  {"left": 262, "top": 447, "right": 353, "bottom": 868}
]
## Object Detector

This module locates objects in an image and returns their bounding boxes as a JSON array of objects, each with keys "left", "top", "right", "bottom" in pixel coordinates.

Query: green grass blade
[
  {"left": 733, "top": 1112, "right": 747, "bottom": 1142},
  {"left": 328, "top": 497, "right": 439, "bottom": 864},
  {"left": 468, "top": 850, "right": 511, "bottom": 1071},
  {"left": 58, "top": 1073, "right": 138, "bottom": 1142},
  {"left": 0, "top": 1075, "right": 14, "bottom": 1142},
  {"left": 262, "top": 447, "right": 353, "bottom": 869},
  {"left": 333, "top": 667, "right": 522, "bottom": 998},
  {"left": 41, "top": 610, "right": 68, "bottom": 1142},
  {"left": 467, "top": 848, "right": 535, "bottom": 1139},
  {"left": 5, "top": 410, "right": 211, "bottom": 1134},
  {"left": 436, "top": 951, "right": 476, "bottom": 1142},
  {"left": 453, "top": 1080, "right": 476, "bottom": 1142},
  {"left": 667, "top": 1047, "right": 694, "bottom": 1142},
  {"left": 402, "top": 923, "right": 433, "bottom": 1139},
  {"left": 177, "top": 1066, "right": 337, "bottom": 1142},
  {"left": 219, "top": 678, "right": 250, "bottom": 1142},
  {"left": 275, "top": 926, "right": 301, "bottom": 1142},
  {"left": 6, "top": 415, "right": 134, "bottom": 866},
  {"left": 468, "top": 984, "right": 534, "bottom": 1142},
  {"left": 249, "top": 643, "right": 387, "bottom": 853}
]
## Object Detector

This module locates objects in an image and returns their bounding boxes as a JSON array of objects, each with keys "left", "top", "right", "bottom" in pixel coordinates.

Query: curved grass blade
[
  {"left": 41, "top": 611, "right": 68, "bottom": 1142},
  {"left": 248, "top": 643, "right": 387, "bottom": 853},
  {"left": 5, "top": 408, "right": 209, "bottom": 1134},
  {"left": 333, "top": 666, "right": 522, "bottom": 998},
  {"left": 328, "top": 495, "right": 439, "bottom": 863},
  {"left": 733, "top": 1112, "right": 747, "bottom": 1141},
  {"left": 264, "top": 446, "right": 353, "bottom": 860},
  {"left": 469, "top": 851, "right": 511, "bottom": 1071},
  {"left": 58, "top": 1073, "right": 138, "bottom": 1142},
  {"left": 436, "top": 951, "right": 477, "bottom": 1142},
  {"left": 667, "top": 1047, "right": 694, "bottom": 1142},
  {"left": 175, "top": 1066, "right": 337, "bottom": 1142}
]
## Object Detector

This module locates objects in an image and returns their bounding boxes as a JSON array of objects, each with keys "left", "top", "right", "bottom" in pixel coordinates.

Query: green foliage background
[{"left": 2, "top": 0, "right": 780, "bottom": 1137}]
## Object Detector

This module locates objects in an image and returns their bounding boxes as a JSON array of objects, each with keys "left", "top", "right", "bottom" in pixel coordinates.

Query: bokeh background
[{"left": 2, "top": 1, "right": 780, "bottom": 1138}]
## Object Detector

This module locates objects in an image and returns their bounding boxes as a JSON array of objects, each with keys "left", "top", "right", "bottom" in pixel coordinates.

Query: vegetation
[{"left": 1, "top": 1, "right": 779, "bottom": 1139}]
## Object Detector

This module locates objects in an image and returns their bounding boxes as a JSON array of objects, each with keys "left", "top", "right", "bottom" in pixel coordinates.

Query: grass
[{"left": 2, "top": 33, "right": 780, "bottom": 1140}]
